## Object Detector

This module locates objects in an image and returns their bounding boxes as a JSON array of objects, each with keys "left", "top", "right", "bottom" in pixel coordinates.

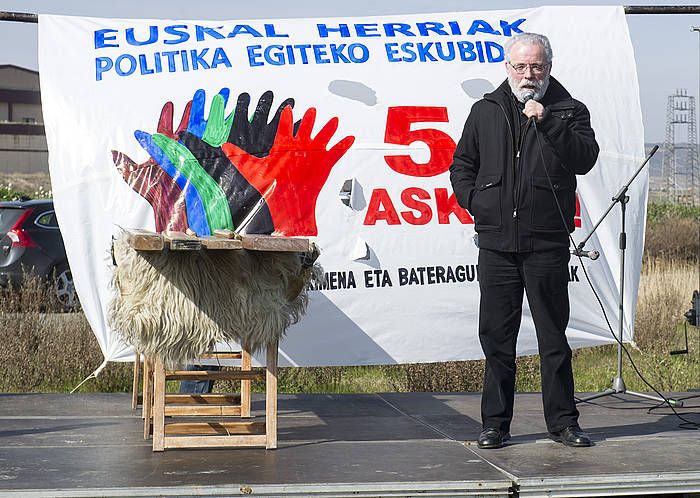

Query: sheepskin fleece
[{"left": 108, "top": 233, "right": 316, "bottom": 366}]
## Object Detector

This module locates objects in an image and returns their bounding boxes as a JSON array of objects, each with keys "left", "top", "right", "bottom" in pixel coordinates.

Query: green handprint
[{"left": 151, "top": 133, "right": 234, "bottom": 231}]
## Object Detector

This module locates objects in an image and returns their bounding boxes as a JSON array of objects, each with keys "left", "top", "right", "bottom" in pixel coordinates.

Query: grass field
[{"left": 0, "top": 201, "right": 698, "bottom": 394}]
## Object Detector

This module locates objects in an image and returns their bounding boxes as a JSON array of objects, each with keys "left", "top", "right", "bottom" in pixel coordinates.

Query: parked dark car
[{"left": 0, "top": 198, "right": 78, "bottom": 310}]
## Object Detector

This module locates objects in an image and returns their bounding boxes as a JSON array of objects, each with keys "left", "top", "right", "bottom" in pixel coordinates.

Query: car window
[
  {"left": 0, "top": 208, "right": 26, "bottom": 233},
  {"left": 35, "top": 210, "right": 59, "bottom": 228}
]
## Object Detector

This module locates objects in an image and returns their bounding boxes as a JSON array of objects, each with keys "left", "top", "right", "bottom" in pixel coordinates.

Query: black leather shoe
[
  {"left": 550, "top": 426, "right": 592, "bottom": 447},
  {"left": 477, "top": 427, "right": 510, "bottom": 449}
]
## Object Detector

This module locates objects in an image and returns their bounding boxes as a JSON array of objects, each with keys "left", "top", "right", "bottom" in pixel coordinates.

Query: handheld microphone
[
  {"left": 571, "top": 247, "right": 600, "bottom": 260},
  {"left": 523, "top": 93, "right": 536, "bottom": 127}
]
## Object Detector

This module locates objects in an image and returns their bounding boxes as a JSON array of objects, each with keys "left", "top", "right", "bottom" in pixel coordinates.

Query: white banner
[{"left": 38, "top": 6, "right": 645, "bottom": 367}]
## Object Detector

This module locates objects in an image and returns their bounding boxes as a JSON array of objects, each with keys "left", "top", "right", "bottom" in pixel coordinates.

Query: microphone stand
[{"left": 575, "top": 145, "right": 682, "bottom": 407}]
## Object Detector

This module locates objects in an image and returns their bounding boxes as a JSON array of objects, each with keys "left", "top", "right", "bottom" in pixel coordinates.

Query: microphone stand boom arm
[{"left": 576, "top": 145, "right": 658, "bottom": 254}]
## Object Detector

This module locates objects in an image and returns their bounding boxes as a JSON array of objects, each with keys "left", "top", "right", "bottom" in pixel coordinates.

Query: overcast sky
[{"left": 1, "top": 0, "right": 699, "bottom": 143}]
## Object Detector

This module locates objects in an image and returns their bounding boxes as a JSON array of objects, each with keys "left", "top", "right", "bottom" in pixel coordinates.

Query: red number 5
[{"left": 384, "top": 106, "right": 457, "bottom": 178}]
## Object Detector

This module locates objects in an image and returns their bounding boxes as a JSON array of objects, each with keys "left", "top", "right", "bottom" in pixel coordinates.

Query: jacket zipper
[
  {"left": 513, "top": 142, "right": 523, "bottom": 252},
  {"left": 514, "top": 120, "right": 529, "bottom": 218},
  {"left": 489, "top": 97, "right": 520, "bottom": 252}
]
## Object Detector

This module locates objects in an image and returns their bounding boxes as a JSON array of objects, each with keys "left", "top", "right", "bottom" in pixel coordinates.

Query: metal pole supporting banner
[{"left": 2, "top": 6, "right": 700, "bottom": 23}]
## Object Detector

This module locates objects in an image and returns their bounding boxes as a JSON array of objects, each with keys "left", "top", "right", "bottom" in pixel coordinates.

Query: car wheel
[{"left": 53, "top": 263, "right": 79, "bottom": 312}]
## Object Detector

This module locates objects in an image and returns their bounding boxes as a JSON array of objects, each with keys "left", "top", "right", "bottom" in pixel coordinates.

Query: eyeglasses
[{"left": 507, "top": 62, "right": 550, "bottom": 75}]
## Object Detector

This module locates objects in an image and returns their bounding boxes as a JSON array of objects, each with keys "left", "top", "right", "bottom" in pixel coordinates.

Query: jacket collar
[{"left": 484, "top": 76, "right": 573, "bottom": 108}]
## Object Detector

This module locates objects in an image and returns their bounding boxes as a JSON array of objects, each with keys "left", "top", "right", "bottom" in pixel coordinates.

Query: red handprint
[
  {"left": 157, "top": 100, "right": 192, "bottom": 139},
  {"left": 221, "top": 106, "right": 355, "bottom": 236}
]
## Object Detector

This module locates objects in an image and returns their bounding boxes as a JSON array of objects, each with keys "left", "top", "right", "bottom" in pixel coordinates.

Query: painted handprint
[
  {"left": 112, "top": 151, "right": 188, "bottom": 233},
  {"left": 158, "top": 100, "right": 192, "bottom": 140},
  {"left": 112, "top": 101, "right": 194, "bottom": 233},
  {"left": 222, "top": 106, "right": 355, "bottom": 236},
  {"left": 228, "top": 91, "right": 295, "bottom": 157}
]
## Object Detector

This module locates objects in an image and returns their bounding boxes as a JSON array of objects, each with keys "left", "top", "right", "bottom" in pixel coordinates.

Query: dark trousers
[
  {"left": 477, "top": 247, "right": 579, "bottom": 433},
  {"left": 179, "top": 364, "right": 220, "bottom": 394}
]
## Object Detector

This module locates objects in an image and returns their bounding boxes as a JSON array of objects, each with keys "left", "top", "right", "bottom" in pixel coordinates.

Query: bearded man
[{"left": 450, "top": 32, "right": 599, "bottom": 449}]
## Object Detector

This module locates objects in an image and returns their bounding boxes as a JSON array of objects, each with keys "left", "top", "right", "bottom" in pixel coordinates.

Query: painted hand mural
[{"left": 112, "top": 88, "right": 354, "bottom": 236}]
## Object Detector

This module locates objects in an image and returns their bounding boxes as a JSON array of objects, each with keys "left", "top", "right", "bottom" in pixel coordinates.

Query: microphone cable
[{"left": 529, "top": 118, "right": 699, "bottom": 430}]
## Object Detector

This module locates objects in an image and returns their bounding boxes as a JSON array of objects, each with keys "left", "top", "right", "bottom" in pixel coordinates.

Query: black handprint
[
  {"left": 228, "top": 91, "right": 295, "bottom": 157},
  {"left": 179, "top": 131, "right": 274, "bottom": 234}
]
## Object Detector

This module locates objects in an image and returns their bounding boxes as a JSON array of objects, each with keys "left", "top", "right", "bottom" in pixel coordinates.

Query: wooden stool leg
[
  {"left": 142, "top": 356, "right": 153, "bottom": 438},
  {"left": 131, "top": 351, "right": 141, "bottom": 411},
  {"left": 241, "top": 349, "right": 252, "bottom": 418},
  {"left": 265, "top": 340, "right": 278, "bottom": 450},
  {"left": 152, "top": 356, "right": 166, "bottom": 452}
]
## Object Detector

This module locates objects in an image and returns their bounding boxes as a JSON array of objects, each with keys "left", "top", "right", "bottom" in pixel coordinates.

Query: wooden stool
[
  {"left": 142, "top": 342, "right": 278, "bottom": 451},
  {"left": 140, "top": 351, "right": 251, "bottom": 437}
]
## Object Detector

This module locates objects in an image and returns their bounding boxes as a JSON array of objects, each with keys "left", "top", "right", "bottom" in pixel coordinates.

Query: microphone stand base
[{"left": 577, "top": 378, "right": 683, "bottom": 407}]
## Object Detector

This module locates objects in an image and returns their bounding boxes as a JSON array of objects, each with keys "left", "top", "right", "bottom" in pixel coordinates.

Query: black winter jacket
[{"left": 449, "top": 77, "right": 599, "bottom": 252}]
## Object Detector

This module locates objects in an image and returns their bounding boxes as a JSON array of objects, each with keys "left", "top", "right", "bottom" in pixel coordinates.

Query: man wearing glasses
[{"left": 450, "top": 32, "right": 599, "bottom": 449}]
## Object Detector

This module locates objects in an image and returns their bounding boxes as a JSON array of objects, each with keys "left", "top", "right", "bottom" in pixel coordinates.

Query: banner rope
[{"left": 70, "top": 358, "right": 109, "bottom": 394}]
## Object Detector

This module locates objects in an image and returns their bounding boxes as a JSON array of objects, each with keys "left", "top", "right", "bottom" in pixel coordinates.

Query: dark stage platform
[{"left": 0, "top": 391, "right": 698, "bottom": 497}]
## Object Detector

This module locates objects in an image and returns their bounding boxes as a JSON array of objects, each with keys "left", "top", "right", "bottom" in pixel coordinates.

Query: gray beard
[{"left": 508, "top": 74, "right": 550, "bottom": 103}]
